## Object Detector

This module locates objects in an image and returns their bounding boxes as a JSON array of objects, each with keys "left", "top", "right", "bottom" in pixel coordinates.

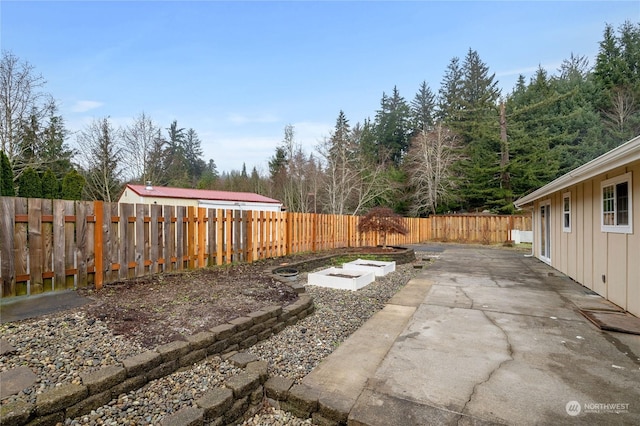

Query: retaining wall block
[
  {"left": 110, "top": 375, "right": 147, "bottom": 398},
  {"left": 246, "top": 360, "right": 268, "bottom": 384},
  {"left": 178, "top": 348, "right": 206, "bottom": 368},
  {"left": 228, "top": 316, "right": 254, "bottom": 332},
  {"left": 226, "top": 372, "right": 260, "bottom": 399},
  {"left": 159, "top": 406, "right": 204, "bottom": 426},
  {"left": 122, "top": 350, "right": 162, "bottom": 377},
  {"left": 250, "top": 386, "right": 264, "bottom": 405},
  {"left": 228, "top": 352, "right": 258, "bottom": 368},
  {"left": 247, "top": 310, "right": 272, "bottom": 324},
  {"left": 35, "top": 384, "right": 87, "bottom": 416},
  {"left": 223, "top": 396, "right": 248, "bottom": 424},
  {"left": 156, "top": 340, "right": 190, "bottom": 363},
  {"left": 240, "top": 335, "right": 258, "bottom": 349},
  {"left": 257, "top": 329, "right": 273, "bottom": 342},
  {"left": 80, "top": 365, "right": 126, "bottom": 395},
  {"left": 185, "top": 331, "right": 216, "bottom": 350},
  {"left": 265, "top": 376, "right": 294, "bottom": 401},
  {"left": 281, "top": 383, "right": 319, "bottom": 419},
  {"left": 25, "top": 410, "right": 64, "bottom": 426},
  {"left": 64, "top": 390, "right": 112, "bottom": 420},
  {"left": 209, "top": 323, "right": 236, "bottom": 340},
  {"left": 0, "top": 400, "right": 33, "bottom": 426},
  {"left": 147, "top": 360, "right": 177, "bottom": 381},
  {"left": 195, "top": 387, "right": 233, "bottom": 420},
  {"left": 207, "top": 338, "right": 229, "bottom": 355}
]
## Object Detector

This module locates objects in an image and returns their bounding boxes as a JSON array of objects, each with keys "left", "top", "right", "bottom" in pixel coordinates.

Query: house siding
[{"left": 531, "top": 159, "right": 640, "bottom": 317}]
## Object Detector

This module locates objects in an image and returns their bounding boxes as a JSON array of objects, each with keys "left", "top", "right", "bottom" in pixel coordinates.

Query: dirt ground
[{"left": 77, "top": 248, "right": 400, "bottom": 348}]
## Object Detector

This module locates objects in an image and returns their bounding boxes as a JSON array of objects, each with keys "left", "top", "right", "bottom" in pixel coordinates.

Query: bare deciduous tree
[
  {"left": 0, "top": 51, "right": 55, "bottom": 176},
  {"left": 121, "top": 112, "right": 165, "bottom": 184},
  {"left": 318, "top": 115, "right": 392, "bottom": 216},
  {"left": 405, "top": 124, "right": 463, "bottom": 216},
  {"left": 602, "top": 87, "right": 637, "bottom": 133},
  {"left": 76, "top": 117, "right": 123, "bottom": 202}
]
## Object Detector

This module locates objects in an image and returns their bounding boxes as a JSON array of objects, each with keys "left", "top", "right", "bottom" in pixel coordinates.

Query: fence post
[{"left": 94, "top": 201, "right": 104, "bottom": 290}]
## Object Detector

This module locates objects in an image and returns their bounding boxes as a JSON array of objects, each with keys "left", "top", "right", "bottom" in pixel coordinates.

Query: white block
[
  {"left": 308, "top": 267, "right": 375, "bottom": 291},
  {"left": 343, "top": 259, "right": 396, "bottom": 276}
]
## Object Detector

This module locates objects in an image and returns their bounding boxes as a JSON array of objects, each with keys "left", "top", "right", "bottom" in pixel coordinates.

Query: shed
[
  {"left": 514, "top": 135, "right": 640, "bottom": 317},
  {"left": 118, "top": 184, "right": 283, "bottom": 212}
]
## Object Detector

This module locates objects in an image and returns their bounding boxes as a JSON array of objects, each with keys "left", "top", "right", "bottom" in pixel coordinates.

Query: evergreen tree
[
  {"left": 17, "top": 166, "right": 42, "bottom": 198},
  {"left": 163, "top": 120, "right": 190, "bottom": 187},
  {"left": 61, "top": 169, "right": 85, "bottom": 200},
  {"left": 1, "top": 150, "right": 15, "bottom": 196},
  {"left": 40, "top": 108, "right": 73, "bottom": 179},
  {"left": 411, "top": 81, "right": 437, "bottom": 132},
  {"left": 594, "top": 21, "right": 640, "bottom": 143},
  {"left": 448, "top": 49, "right": 503, "bottom": 211},
  {"left": 374, "top": 87, "right": 412, "bottom": 166},
  {"left": 437, "top": 57, "right": 464, "bottom": 122},
  {"left": 41, "top": 168, "right": 58, "bottom": 199},
  {"left": 184, "top": 128, "right": 206, "bottom": 185}
]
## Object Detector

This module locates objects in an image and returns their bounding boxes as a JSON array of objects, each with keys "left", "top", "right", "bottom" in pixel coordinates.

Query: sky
[{"left": 1, "top": 1, "right": 638, "bottom": 176}]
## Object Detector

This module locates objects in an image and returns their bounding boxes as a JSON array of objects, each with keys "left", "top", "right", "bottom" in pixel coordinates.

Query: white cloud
[{"left": 70, "top": 100, "right": 104, "bottom": 113}]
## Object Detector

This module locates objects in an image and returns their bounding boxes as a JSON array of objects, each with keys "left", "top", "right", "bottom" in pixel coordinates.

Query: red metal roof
[{"left": 126, "top": 184, "right": 282, "bottom": 204}]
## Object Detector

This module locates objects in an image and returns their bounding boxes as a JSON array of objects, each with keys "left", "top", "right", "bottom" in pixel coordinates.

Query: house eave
[{"left": 514, "top": 135, "right": 640, "bottom": 208}]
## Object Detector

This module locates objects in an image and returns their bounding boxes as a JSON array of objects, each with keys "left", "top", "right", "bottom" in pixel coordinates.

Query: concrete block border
[{"left": 0, "top": 295, "right": 314, "bottom": 426}]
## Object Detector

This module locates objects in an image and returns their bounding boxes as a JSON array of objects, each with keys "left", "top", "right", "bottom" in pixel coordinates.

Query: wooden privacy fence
[
  {"left": 0, "top": 196, "right": 530, "bottom": 299},
  {"left": 430, "top": 214, "right": 532, "bottom": 244},
  {"left": 0, "top": 197, "right": 431, "bottom": 298}
]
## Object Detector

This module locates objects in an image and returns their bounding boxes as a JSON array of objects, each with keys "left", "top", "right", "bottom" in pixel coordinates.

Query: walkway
[{"left": 298, "top": 244, "right": 640, "bottom": 425}]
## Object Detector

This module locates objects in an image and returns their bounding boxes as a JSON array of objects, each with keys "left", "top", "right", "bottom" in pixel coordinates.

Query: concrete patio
[{"left": 294, "top": 244, "right": 640, "bottom": 425}]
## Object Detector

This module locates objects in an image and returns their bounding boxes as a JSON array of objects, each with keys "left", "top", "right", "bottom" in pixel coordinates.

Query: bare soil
[{"left": 77, "top": 247, "right": 402, "bottom": 349}]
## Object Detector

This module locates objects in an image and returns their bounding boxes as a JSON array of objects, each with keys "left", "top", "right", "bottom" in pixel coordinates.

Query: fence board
[
  {"left": 42, "top": 199, "right": 54, "bottom": 292},
  {"left": 14, "top": 198, "right": 28, "bottom": 296},
  {"left": 64, "top": 201, "right": 76, "bottom": 289},
  {"left": 76, "top": 201, "right": 88, "bottom": 287},
  {"left": 151, "top": 204, "right": 162, "bottom": 274},
  {"left": 1, "top": 197, "right": 16, "bottom": 297},
  {"left": 28, "top": 198, "right": 43, "bottom": 294}
]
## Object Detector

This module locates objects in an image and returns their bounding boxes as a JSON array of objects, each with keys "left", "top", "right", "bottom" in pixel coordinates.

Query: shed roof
[
  {"left": 514, "top": 134, "right": 640, "bottom": 208},
  {"left": 124, "top": 184, "right": 282, "bottom": 205}
]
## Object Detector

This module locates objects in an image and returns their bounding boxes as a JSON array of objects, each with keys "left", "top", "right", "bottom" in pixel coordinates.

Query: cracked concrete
[{"left": 342, "top": 244, "right": 640, "bottom": 425}]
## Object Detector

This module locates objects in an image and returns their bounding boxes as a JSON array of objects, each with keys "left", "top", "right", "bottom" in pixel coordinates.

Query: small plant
[{"left": 358, "top": 207, "right": 408, "bottom": 249}]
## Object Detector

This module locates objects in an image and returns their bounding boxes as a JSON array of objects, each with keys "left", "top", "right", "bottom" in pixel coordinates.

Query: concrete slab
[
  {"left": 301, "top": 274, "right": 433, "bottom": 419},
  {"left": 0, "top": 290, "right": 90, "bottom": 323},
  {"left": 386, "top": 277, "right": 432, "bottom": 307},
  {"left": 301, "top": 304, "right": 416, "bottom": 416},
  {"left": 313, "top": 245, "right": 640, "bottom": 425},
  {"left": 0, "top": 366, "right": 37, "bottom": 399}
]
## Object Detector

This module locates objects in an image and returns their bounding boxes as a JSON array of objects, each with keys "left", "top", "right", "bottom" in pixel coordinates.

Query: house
[
  {"left": 118, "top": 183, "right": 283, "bottom": 212},
  {"left": 514, "top": 135, "right": 640, "bottom": 317}
]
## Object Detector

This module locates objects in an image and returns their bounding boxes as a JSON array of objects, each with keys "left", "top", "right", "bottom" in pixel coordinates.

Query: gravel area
[{"left": 1, "top": 252, "right": 424, "bottom": 425}]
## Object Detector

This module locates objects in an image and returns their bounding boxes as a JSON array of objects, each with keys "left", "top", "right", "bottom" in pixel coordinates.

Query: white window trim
[
  {"left": 562, "top": 192, "right": 571, "bottom": 233},
  {"left": 600, "top": 172, "right": 633, "bottom": 234}
]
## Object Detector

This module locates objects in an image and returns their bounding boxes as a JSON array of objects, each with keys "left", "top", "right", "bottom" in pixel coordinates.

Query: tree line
[{"left": 1, "top": 21, "right": 638, "bottom": 216}]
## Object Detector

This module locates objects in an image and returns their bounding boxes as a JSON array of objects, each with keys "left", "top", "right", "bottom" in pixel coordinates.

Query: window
[
  {"left": 601, "top": 172, "right": 633, "bottom": 234},
  {"left": 562, "top": 192, "right": 571, "bottom": 232}
]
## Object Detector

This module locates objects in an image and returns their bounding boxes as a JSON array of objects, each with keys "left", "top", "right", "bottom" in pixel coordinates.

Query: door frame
[{"left": 539, "top": 200, "right": 552, "bottom": 264}]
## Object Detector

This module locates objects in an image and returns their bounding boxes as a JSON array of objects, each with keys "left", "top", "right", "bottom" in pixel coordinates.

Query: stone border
[
  {"left": 2, "top": 248, "right": 415, "bottom": 425},
  {"left": 269, "top": 246, "right": 416, "bottom": 287},
  {"left": 0, "top": 296, "right": 314, "bottom": 426}
]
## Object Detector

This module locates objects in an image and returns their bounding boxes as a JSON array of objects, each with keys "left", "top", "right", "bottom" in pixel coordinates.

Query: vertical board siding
[{"left": 0, "top": 196, "right": 531, "bottom": 298}]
